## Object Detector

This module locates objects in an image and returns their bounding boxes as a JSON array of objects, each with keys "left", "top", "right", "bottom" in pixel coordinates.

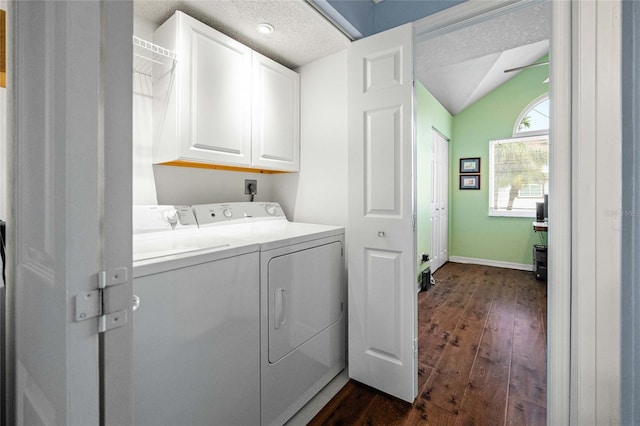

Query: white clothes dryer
[
  {"left": 193, "top": 202, "right": 346, "bottom": 426},
  {"left": 132, "top": 205, "right": 261, "bottom": 426}
]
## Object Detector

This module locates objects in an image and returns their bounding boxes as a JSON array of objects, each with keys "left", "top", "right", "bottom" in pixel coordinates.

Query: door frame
[
  {"left": 415, "top": 0, "right": 622, "bottom": 424},
  {"left": 415, "top": 0, "right": 572, "bottom": 421}
]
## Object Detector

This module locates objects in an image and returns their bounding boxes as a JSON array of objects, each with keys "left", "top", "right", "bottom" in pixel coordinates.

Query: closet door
[{"left": 430, "top": 130, "right": 449, "bottom": 272}]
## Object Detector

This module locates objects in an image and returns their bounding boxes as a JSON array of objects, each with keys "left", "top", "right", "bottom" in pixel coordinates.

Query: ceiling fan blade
[{"left": 504, "top": 60, "right": 549, "bottom": 73}]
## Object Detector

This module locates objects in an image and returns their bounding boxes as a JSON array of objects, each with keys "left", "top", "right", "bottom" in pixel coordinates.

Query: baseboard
[{"left": 448, "top": 256, "right": 533, "bottom": 272}]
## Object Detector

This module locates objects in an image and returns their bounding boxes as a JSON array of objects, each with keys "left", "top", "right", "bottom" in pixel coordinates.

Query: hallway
[{"left": 309, "top": 263, "right": 547, "bottom": 425}]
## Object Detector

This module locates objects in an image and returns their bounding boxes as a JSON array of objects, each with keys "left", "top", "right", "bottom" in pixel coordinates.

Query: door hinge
[
  {"left": 413, "top": 337, "right": 418, "bottom": 355},
  {"left": 412, "top": 214, "right": 417, "bottom": 231},
  {"left": 75, "top": 267, "right": 129, "bottom": 333}
]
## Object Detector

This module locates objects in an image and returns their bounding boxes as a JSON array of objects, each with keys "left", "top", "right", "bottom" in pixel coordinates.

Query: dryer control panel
[{"left": 193, "top": 202, "right": 285, "bottom": 227}]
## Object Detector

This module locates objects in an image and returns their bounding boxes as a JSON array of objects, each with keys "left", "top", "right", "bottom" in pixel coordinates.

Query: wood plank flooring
[{"left": 308, "top": 262, "right": 547, "bottom": 426}]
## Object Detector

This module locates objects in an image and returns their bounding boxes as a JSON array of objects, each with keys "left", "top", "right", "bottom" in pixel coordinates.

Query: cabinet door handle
[
  {"left": 378, "top": 231, "right": 385, "bottom": 238},
  {"left": 274, "top": 288, "right": 286, "bottom": 329}
]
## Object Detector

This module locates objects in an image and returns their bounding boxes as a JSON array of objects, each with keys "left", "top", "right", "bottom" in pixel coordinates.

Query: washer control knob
[
  {"left": 265, "top": 204, "right": 277, "bottom": 216},
  {"left": 164, "top": 209, "right": 178, "bottom": 225},
  {"left": 223, "top": 208, "right": 233, "bottom": 218}
]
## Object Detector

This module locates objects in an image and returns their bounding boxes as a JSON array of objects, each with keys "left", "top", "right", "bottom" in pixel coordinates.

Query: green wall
[
  {"left": 449, "top": 58, "right": 549, "bottom": 266},
  {"left": 416, "top": 82, "right": 452, "bottom": 277}
]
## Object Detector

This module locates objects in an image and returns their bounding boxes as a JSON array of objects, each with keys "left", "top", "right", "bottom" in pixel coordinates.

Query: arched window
[
  {"left": 513, "top": 94, "right": 549, "bottom": 136},
  {"left": 489, "top": 94, "right": 550, "bottom": 217}
]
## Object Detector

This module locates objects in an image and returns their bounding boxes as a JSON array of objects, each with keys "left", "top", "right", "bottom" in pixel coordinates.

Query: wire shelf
[{"left": 133, "top": 36, "right": 176, "bottom": 77}]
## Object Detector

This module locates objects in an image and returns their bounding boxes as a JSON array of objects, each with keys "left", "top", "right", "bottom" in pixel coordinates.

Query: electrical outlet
[{"left": 244, "top": 179, "right": 257, "bottom": 195}]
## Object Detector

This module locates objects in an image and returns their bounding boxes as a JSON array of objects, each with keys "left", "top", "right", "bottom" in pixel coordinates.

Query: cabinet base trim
[{"left": 157, "top": 160, "right": 291, "bottom": 174}]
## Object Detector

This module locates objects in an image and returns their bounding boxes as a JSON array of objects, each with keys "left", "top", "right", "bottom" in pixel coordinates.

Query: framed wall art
[
  {"left": 460, "top": 157, "right": 480, "bottom": 173},
  {"left": 460, "top": 174, "right": 480, "bottom": 190}
]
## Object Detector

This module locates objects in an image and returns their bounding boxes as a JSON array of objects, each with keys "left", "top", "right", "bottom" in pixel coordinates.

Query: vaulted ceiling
[{"left": 415, "top": 2, "right": 550, "bottom": 114}]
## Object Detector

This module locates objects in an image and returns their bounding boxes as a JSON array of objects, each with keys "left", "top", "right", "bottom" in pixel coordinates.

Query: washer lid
[
  {"left": 133, "top": 230, "right": 259, "bottom": 276},
  {"left": 133, "top": 231, "right": 228, "bottom": 262}
]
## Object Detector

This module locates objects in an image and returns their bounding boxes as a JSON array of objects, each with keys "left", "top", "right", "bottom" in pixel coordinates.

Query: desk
[{"left": 533, "top": 221, "right": 548, "bottom": 232}]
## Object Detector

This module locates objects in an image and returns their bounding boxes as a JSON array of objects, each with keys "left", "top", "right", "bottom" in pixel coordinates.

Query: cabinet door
[
  {"left": 251, "top": 52, "right": 300, "bottom": 171},
  {"left": 179, "top": 12, "right": 252, "bottom": 165}
]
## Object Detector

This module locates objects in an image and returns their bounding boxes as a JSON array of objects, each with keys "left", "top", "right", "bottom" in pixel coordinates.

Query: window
[
  {"left": 513, "top": 94, "right": 549, "bottom": 137},
  {"left": 519, "top": 183, "right": 544, "bottom": 198},
  {"left": 489, "top": 135, "right": 549, "bottom": 217},
  {"left": 489, "top": 94, "right": 549, "bottom": 217}
]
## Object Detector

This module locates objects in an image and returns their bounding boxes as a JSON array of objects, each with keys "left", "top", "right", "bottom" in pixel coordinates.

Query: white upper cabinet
[
  {"left": 153, "top": 11, "right": 300, "bottom": 172},
  {"left": 252, "top": 52, "right": 300, "bottom": 171}
]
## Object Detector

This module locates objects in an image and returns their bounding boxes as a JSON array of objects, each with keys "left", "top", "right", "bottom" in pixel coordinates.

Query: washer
[
  {"left": 132, "top": 205, "right": 261, "bottom": 426},
  {"left": 193, "top": 202, "right": 346, "bottom": 426}
]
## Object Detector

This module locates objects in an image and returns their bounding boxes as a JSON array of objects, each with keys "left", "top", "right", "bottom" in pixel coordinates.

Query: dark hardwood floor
[{"left": 308, "top": 262, "right": 547, "bottom": 426}]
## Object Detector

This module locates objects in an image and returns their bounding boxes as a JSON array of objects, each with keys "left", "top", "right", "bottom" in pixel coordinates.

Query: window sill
[{"left": 489, "top": 210, "right": 536, "bottom": 218}]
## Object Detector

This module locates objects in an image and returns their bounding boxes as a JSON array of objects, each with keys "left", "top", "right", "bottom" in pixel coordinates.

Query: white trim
[
  {"left": 448, "top": 256, "right": 533, "bottom": 272},
  {"left": 306, "top": 0, "right": 363, "bottom": 40},
  {"left": 488, "top": 210, "right": 535, "bottom": 218},
  {"left": 414, "top": 2, "right": 571, "bottom": 423},
  {"left": 414, "top": 0, "right": 539, "bottom": 43},
  {"left": 570, "top": 1, "right": 621, "bottom": 424},
  {"left": 547, "top": 1, "right": 571, "bottom": 424}
]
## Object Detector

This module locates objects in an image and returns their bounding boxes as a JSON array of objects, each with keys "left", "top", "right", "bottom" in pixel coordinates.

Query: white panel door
[
  {"left": 11, "top": 1, "right": 133, "bottom": 425},
  {"left": 348, "top": 23, "right": 417, "bottom": 403},
  {"left": 430, "top": 130, "right": 449, "bottom": 272},
  {"left": 252, "top": 52, "right": 300, "bottom": 171}
]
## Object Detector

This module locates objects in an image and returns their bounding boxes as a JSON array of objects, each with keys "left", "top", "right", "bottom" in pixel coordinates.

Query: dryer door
[{"left": 267, "top": 241, "right": 343, "bottom": 363}]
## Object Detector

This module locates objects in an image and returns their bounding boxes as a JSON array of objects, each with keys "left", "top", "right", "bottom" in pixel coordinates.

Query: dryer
[
  {"left": 132, "top": 205, "right": 261, "bottom": 426},
  {"left": 193, "top": 202, "right": 346, "bottom": 426}
]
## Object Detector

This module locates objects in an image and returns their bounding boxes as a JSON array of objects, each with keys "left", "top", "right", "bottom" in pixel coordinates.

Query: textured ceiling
[
  {"left": 415, "top": 2, "right": 551, "bottom": 115},
  {"left": 135, "top": 1, "right": 551, "bottom": 115},
  {"left": 134, "top": 0, "right": 351, "bottom": 69}
]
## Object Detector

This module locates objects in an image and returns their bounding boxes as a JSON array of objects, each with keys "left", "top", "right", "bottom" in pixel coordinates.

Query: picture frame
[
  {"left": 460, "top": 157, "right": 480, "bottom": 173},
  {"left": 460, "top": 174, "right": 480, "bottom": 190}
]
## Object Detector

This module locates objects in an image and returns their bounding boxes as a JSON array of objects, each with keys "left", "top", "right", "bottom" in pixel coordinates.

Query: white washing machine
[
  {"left": 132, "top": 205, "right": 261, "bottom": 426},
  {"left": 193, "top": 202, "right": 346, "bottom": 426}
]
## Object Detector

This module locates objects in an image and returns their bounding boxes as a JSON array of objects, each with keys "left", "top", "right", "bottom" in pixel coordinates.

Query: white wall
[
  {"left": 273, "top": 50, "right": 348, "bottom": 226},
  {"left": 132, "top": 14, "right": 278, "bottom": 208},
  {"left": 1, "top": 1, "right": 8, "bottom": 419},
  {"left": 0, "top": 87, "right": 5, "bottom": 220},
  {"left": 133, "top": 15, "right": 158, "bottom": 205},
  {"left": 0, "top": 0, "right": 5, "bottom": 219},
  {"left": 153, "top": 165, "right": 275, "bottom": 206}
]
